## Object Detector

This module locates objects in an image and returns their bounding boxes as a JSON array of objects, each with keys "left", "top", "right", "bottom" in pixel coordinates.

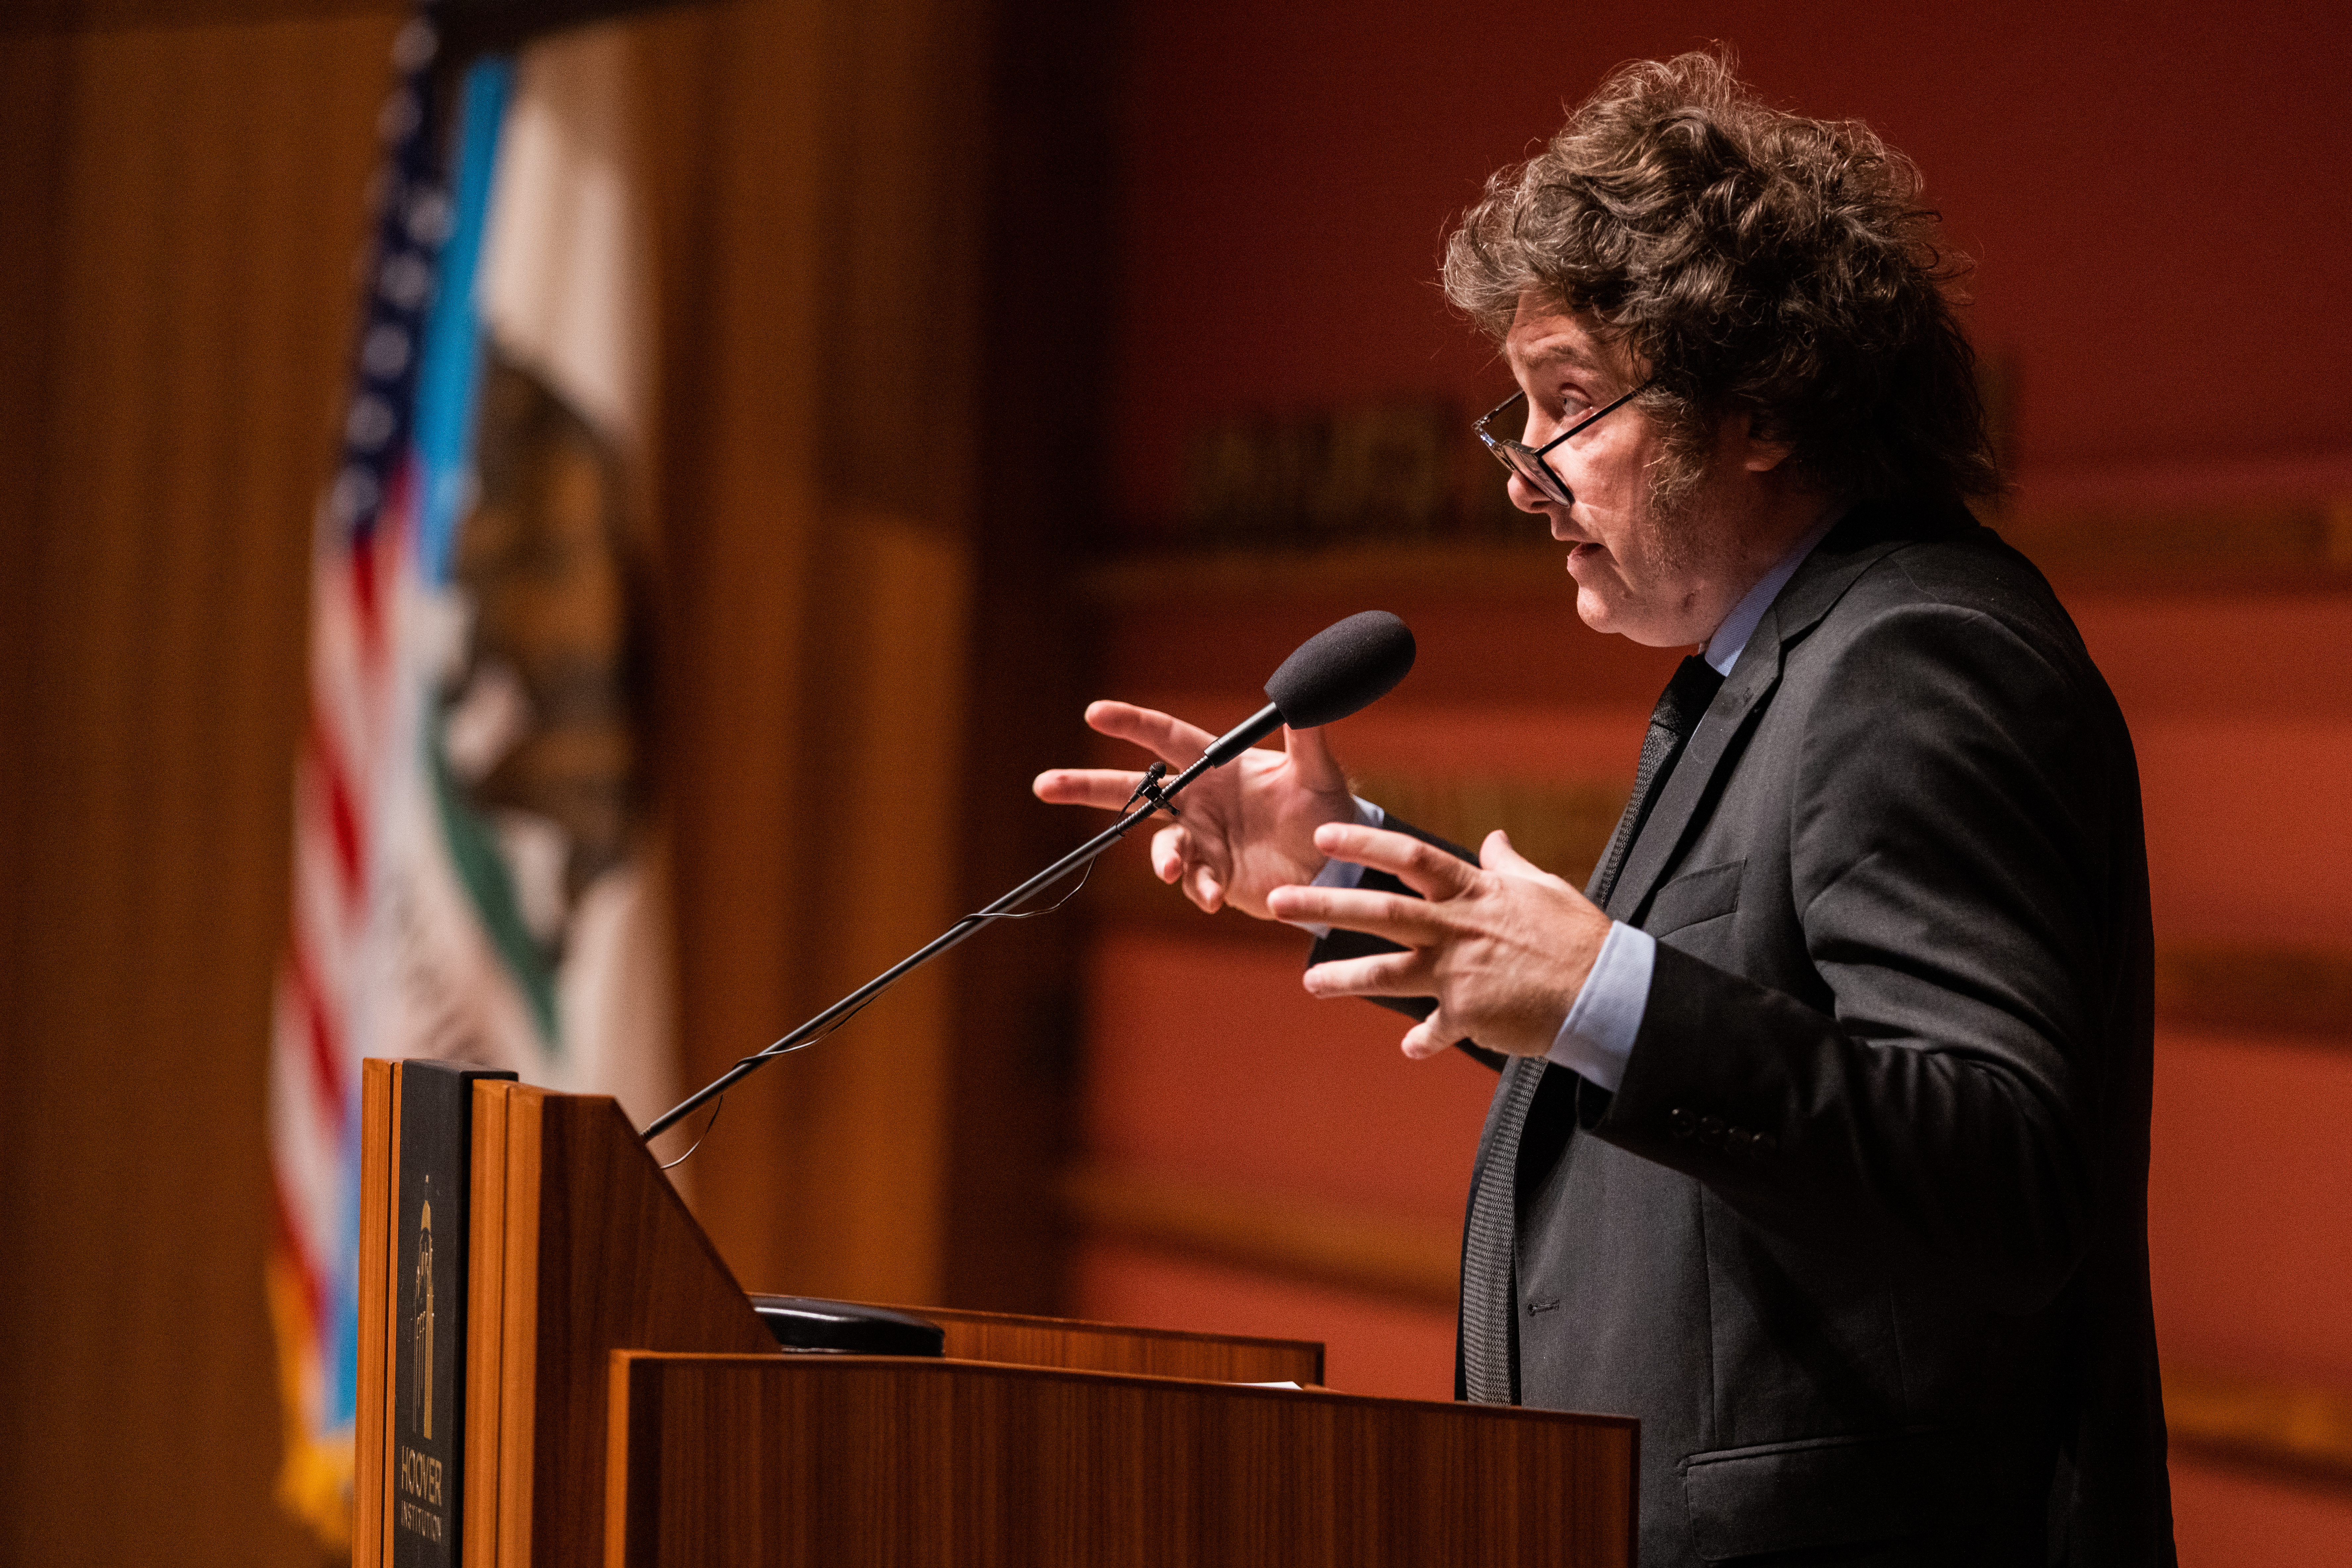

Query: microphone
[
  {"left": 640, "top": 610, "right": 1418, "bottom": 1142},
  {"left": 1200, "top": 610, "right": 1418, "bottom": 766}
]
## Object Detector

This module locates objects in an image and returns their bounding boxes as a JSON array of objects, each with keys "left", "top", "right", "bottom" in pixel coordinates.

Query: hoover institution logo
[
  {"left": 397, "top": 1175, "right": 449, "bottom": 1551},
  {"left": 391, "top": 1064, "right": 508, "bottom": 1564},
  {"left": 413, "top": 1189, "right": 435, "bottom": 1439}
]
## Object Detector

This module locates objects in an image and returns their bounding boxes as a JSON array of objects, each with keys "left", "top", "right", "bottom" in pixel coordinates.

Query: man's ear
[{"left": 1732, "top": 410, "right": 1794, "bottom": 473}]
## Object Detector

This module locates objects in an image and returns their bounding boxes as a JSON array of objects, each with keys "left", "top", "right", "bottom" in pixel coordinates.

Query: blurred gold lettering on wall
[{"left": 1182, "top": 398, "right": 1482, "bottom": 545}]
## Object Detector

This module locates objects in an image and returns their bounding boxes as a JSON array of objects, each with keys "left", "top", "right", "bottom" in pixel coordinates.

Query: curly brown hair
[{"left": 1443, "top": 51, "right": 1999, "bottom": 505}]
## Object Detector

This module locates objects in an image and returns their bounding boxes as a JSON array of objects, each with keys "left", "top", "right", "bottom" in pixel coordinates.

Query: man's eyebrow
[{"left": 1510, "top": 336, "right": 1597, "bottom": 373}]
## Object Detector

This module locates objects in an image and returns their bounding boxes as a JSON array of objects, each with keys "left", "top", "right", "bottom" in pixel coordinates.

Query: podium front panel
[
  {"left": 356, "top": 1064, "right": 1637, "bottom": 1568},
  {"left": 606, "top": 1352, "right": 1637, "bottom": 1568}
]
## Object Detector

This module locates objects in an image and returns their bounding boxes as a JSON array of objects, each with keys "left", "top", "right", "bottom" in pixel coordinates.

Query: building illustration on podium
[{"left": 411, "top": 1195, "right": 433, "bottom": 1444}]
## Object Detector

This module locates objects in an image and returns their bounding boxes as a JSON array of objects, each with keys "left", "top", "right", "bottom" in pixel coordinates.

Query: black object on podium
[{"left": 749, "top": 1295, "right": 946, "bottom": 1356}]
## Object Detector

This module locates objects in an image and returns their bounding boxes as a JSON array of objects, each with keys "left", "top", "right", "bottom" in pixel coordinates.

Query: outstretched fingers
[
  {"left": 1032, "top": 766, "right": 1151, "bottom": 810},
  {"left": 1084, "top": 701, "right": 1218, "bottom": 767},
  {"left": 1302, "top": 953, "right": 1464, "bottom": 1058},
  {"left": 1309, "top": 822, "right": 1483, "bottom": 902},
  {"left": 1299, "top": 945, "right": 1433, "bottom": 1001},
  {"left": 1031, "top": 701, "right": 1226, "bottom": 811},
  {"left": 1269, "top": 883, "right": 1450, "bottom": 946}
]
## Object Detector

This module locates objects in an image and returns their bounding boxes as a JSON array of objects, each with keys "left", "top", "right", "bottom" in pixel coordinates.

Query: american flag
[
  {"left": 266, "top": 12, "right": 672, "bottom": 1536},
  {"left": 263, "top": 7, "right": 468, "bottom": 1541}
]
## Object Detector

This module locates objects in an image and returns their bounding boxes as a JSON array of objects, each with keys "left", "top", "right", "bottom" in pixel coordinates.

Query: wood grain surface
[
  {"left": 0, "top": 16, "right": 397, "bottom": 1562},
  {"left": 2163, "top": 1365, "right": 2352, "bottom": 1493},
  {"left": 606, "top": 1352, "right": 1637, "bottom": 1568},
  {"left": 355, "top": 1059, "right": 395, "bottom": 1567},
  {"left": 478, "top": 1081, "right": 780, "bottom": 1566},
  {"left": 2154, "top": 944, "right": 2352, "bottom": 1044},
  {"left": 887, "top": 1301, "right": 1323, "bottom": 1385},
  {"left": 467, "top": 1076, "right": 515, "bottom": 1562},
  {"left": 355, "top": 1071, "right": 1636, "bottom": 1565}
]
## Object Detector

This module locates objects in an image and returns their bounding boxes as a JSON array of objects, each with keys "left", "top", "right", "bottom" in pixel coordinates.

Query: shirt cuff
[
  {"left": 1297, "top": 797, "right": 1385, "bottom": 937},
  {"left": 1544, "top": 920, "right": 1654, "bottom": 1093}
]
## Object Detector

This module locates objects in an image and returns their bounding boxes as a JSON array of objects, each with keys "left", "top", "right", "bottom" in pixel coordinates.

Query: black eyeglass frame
[{"left": 1474, "top": 382, "right": 1650, "bottom": 506}]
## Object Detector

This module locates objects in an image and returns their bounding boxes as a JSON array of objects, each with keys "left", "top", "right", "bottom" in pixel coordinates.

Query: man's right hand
[{"left": 1031, "top": 700, "right": 1358, "bottom": 920}]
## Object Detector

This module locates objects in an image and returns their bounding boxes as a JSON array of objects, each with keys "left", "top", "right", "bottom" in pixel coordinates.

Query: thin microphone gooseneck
[{"left": 639, "top": 610, "right": 1416, "bottom": 1143}]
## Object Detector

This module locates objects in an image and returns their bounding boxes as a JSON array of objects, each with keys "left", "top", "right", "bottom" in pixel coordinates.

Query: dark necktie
[{"left": 1460, "top": 653, "right": 1726, "bottom": 1404}]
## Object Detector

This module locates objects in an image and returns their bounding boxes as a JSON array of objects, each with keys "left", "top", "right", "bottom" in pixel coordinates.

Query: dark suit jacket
[{"left": 1313, "top": 495, "right": 2173, "bottom": 1566}]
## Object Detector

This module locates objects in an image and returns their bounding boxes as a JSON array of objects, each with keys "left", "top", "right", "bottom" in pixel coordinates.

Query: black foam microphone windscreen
[{"left": 1263, "top": 610, "right": 1417, "bottom": 728}]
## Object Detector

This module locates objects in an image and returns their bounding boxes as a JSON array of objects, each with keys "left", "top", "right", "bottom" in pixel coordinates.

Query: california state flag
[{"left": 267, "top": 18, "right": 673, "bottom": 1544}]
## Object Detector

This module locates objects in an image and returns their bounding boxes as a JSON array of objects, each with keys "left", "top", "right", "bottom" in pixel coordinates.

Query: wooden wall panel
[
  {"left": 780, "top": 520, "right": 969, "bottom": 1304},
  {"left": 627, "top": 0, "right": 992, "bottom": 1309},
  {"left": 935, "top": 0, "right": 1122, "bottom": 1317},
  {"left": 0, "top": 0, "right": 1111, "bottom": 1552},
  {"left": 0, "top": 20, "right": 71, "bottom": 1172},
  {"left": 627, "top": 0, "right": 835, "bottom": 1301},
  {"left": 0, "top": 13, "right": 395, "bottom": 1566},
  {"left": 625, "top": 0, "right": 1103, "bottom": 1319}
]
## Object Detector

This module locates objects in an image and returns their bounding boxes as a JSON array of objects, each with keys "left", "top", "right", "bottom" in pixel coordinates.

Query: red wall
[
  {"left": 1080, "top": 2, "right": 2352, "bottom": 1559},
  {"left": 1109, "top": 0, "right": 2352, "bottom": 524}
]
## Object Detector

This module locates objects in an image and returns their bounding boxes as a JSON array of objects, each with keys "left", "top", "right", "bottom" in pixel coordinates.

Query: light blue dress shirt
[{"left": 1308, "top": 509, "right": 1840, "bottom": 1090}]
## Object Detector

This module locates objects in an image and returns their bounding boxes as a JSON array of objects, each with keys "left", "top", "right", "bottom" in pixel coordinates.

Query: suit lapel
[
  {"left": 1603, "top": 619, "right": 1782, "bottom": 921},
  {"left": 1601, "top": 523, "right": 1913, "bottom": 922}
]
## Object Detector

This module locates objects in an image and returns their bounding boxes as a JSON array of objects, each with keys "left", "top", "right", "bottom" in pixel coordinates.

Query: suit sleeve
[{"left": 1591, "top": 596, "right": 2136, "bottom": 1315}]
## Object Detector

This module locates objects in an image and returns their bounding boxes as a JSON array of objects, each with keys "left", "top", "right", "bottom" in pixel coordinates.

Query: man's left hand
[{"left": 1264, "top": 822, "right": 1614, "bottom": 1060}]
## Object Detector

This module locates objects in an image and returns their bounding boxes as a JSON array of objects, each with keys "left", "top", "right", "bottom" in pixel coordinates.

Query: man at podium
[{"left": 1038, "top": 51, "right": 2172, "bottom": 1568}]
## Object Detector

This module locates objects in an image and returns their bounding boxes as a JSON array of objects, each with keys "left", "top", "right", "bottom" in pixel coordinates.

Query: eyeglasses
[{"left": 1473, "top": 383, "right": 1649, "bottom": 506}]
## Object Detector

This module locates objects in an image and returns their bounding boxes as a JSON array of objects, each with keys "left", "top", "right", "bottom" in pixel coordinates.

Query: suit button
[
  {"left": 1752, "top": 1132, "right": 1778, "bottom": 1156},
  {"left": 1669, "top": 1108, "right": 1696, "bottom": 1139},
  {"left": 1698, "top": 1116, "right": 1725, "bottom": 1148}
]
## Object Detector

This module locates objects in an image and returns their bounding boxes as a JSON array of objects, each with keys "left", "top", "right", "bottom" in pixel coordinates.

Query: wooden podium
[{"left": 353, "top": 1059, "right": 1637, "bottom": 1566}]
